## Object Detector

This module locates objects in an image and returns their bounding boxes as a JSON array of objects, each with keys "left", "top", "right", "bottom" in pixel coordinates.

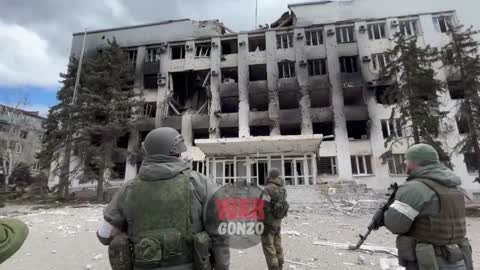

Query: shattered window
[
  {"left": 305, "top": 29, "right": 323, "bottom": 46},
  {"left": 195, "top": 42, "right": 211, "bottom": 57},
  {"left": 381, "top": 119, "right": 402, "bottom": 138},
  {"left": 171, "top": 45, "right": 186, "bottom": 59},
  {"left": 276, "top": 33, "right": 294, "bottom": 49},
  {"left": 399, "top": 19, "right": 419, "bottom": 37},
  {"left": 371, "top": 53, "right": 390, "bottom": 70},
  {"left": 307, "top": 59, "right": 327, "bottom": 76},
  {"left": 351, "top": 155, "right": 373, "bottom": 176},
  {"left": 447, "top": 81, "right": 464, "bottom": 99},
  {"left": 248, "top": 35, "right": 266, "bottom": 52},
  {"left": 387, "top": 154, "right": 406, "bottom": 175},
  {"left": 339, "top": 56, "right": 358, "bottom": 73},
  {"left": 367, "top": 23, "right": 386, "bottom": 40},
  {"left": 464, "top": 153, "right": 477, "bottom": 173},
  {"left": 317, "top": 157, "right": 337, "bottom": 175},
  {"left": 249, "top": 64, "right": 267, "bottom": 81},
  {"left": 143, "top": 102, "right": 157, "bottom": 118},
  {"left": 336, "top": 26, "right": 355, "bottom": 43},
  {"left": 145, "top": 47, "right": 160, "bottom": 62},
  {"left": 126, "top": 49, "right": 137, "bottom": 64},
  {"left": 278, "top": 61, "right": 296, "bottom": 78},
  {"left": 433, "top": 15, "right": 453, "bottom": 33},
  {"left": 221, "top": 39, "right": 238, "bottom": 54}
]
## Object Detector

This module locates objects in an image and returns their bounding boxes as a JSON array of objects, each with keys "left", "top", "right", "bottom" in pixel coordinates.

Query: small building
[{"left": 0, "top": 104, "right": 46, "bottom": 180}]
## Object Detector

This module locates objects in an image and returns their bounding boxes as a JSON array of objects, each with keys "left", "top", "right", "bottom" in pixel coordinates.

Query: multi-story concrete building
[
  {"left": 58, "top": 1, "right": 480, "bottom": 194},
  {"left": 0, "top": 104, "right": 45, "bottom": 178}
]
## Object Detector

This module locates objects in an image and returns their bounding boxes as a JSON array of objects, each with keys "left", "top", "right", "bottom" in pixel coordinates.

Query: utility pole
[
  {"left": 59, "top": 29, "right": 87, "bottom": 199},
  {"left": 255, "top": 0, "right": 258, "bottom": 29}
]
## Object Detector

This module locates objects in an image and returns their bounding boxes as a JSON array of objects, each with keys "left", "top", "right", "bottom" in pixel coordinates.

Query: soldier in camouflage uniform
[
  {"left": 261, "top": 168, "right": 287, "bottom": 270},
  {"left": 384, "top": 144, "right": 473, "bottom": 270},
  {"left": 97, "top": 127, "right": 230, "bottom": 270}
]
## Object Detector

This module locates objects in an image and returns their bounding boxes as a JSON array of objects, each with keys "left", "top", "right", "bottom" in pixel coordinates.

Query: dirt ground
[{"left": 0, "top": 186, "right": 478, "bottom": 270}]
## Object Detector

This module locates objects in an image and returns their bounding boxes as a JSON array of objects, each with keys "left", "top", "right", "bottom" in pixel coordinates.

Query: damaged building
[{"left": 53, "top": 1, "right": 479, "bottom": 193}]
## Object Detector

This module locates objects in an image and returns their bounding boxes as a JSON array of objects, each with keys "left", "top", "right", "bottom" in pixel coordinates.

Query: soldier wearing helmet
[{"left": 97, "top": 127, "right": 230, "bottom": 270}]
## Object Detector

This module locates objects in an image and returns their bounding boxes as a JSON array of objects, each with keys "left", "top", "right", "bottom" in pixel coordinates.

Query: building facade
[
  {"left": 0, "top": 104, "right": 45, "bottom": 178},
  {"left": 59, "top": 2, "right": 480, "bottom": 193}
]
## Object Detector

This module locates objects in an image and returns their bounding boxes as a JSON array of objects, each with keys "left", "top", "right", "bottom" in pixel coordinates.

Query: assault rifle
[{"left": 349, "top": 183, "right": 399, "bottom": 250}]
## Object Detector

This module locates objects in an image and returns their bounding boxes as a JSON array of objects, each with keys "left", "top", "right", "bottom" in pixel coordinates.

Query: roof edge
[{"left": 72, "top": 18, "right": 192, "bottom": 36}]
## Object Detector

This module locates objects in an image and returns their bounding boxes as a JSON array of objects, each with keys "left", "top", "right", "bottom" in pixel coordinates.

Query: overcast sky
[{"left": 0, "top": 0, "right": 478, "bottom": 116}]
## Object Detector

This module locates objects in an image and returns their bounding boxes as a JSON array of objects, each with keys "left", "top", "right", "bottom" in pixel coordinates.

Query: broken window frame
[
  {"left": 433, "top": 15, "right": 453, "bottom": 33},
  {"left": 367, "top": 23, "right": 386, "bottom": 40},
  {"left": 371, "top": 53, "right": 390, "bottom": 71},
  {"left": 336, "top": 25, "right": 355, "bottom": 43},
  {"left": 305, "top": 29, "right": 324, "bottom": 46},
  {"left": 381, "top": 119, "right": 403, "bottom": 138},
  {"left": 276, "top": 32, "right": 294, "bottom": 49},
  {"left": 126, "top": 49, "right": 138, "bottom": 64},
  {"left": 249, "top": 64, "right": 268, "bottom": 81},
  {"left": 248, "top": 35, "right": 266, "bottom": 52},
  {"left": 307, "top": 58, "right": 327, "bottom": 76},
  {"left": 317, "top": 156, "right": 337, "bottom": 175},
  {"left": 143, "top": 102, "right": 157, "bottom": 118},
  {"left": 278, "top": 61, "right": 296, "bottom": 79},
  {"left": 351, "top": 155, "right": 373, "bottom": 176},
  {"left": 464, "top": 153, "right": 477, "bottom": 173},
  {"left": 387, "top": 154, "right": 406, "bottom": 175},
  {"left": 171, "top": 44, "right": 186, "bottom": 60},
  {"left": 447, "top": 81, "right": 465, "bottom": 99},
  {"left": 145, "top": 47, "right": 160, "bottom": 62},
  {"left": 195, "top": 42, "right": 211, "bottom": 57},
  {"left": 221, "top": 67, "right": 238, "bottom": 83},
  {"left": 192, "top": 161, "right": 207, "bottom": 175},
  {"left": 399, "top": 19, "right": 419, "bottom": 37},
  {"left": 221, "top": 38, "right": 238, "bottom": 55},
  {"left": 143, "top": 74, "right": 158, "bottom": 89},
  {"left": 339, "top": 56, "right": 359, "bottom": 73}
]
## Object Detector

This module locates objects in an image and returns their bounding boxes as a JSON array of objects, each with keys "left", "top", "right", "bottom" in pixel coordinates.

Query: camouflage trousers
[{"left": 261, "top": 225, "right": 284, "bottom": 270}]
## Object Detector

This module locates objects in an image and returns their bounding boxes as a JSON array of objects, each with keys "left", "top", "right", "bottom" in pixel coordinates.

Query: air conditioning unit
[
  {"left": 211, "top": 42, "right": 218, "bottom": 48},
  {"left": 359, "top": 25, "right": 367, "bottom": 33},
  {"left": 445, "top": 123, "right": 455, "bottom": 132},
  {"left": 211, "top": 70, "right": 219, "bottom": 77},
  {"left": 157, "top": 73, "right": 166, "bottom": 86},
  {"left": 391, "top": 21, "right": 399, "bottom": 28},
  {"left": 296, "top": 33, "right": 303, "bottom": 40},
  {"left": 327, "top": 29, "right": 335, "bottom": 36},
  {"left": 185, "top": 44, "right": 193, "bottom": 51},
  {"left": 362, "top": 56, "right": 371, "bottom": 62},
  {"left": 299, "top": 60, "right": 307, "bottom": 66},
  {"left": 239, "top": 41, "right": 246, "bottom": 46}
]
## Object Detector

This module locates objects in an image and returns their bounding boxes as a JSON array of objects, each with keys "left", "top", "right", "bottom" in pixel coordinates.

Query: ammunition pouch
[
  {"left": 109, "top": 233, "right": 134, "bottom": 270},
  {"left": 193, "top": 231, "right": 212, "bottom": 270},
  {"left": 133, "top": 229, "right": 193, "bottom": 268},
  {"left": 396, "top": 236, "right": 417, "bottom": 266},
  {"left": 415, "top": 243, "right": 439, "bottom": 270},
  {"left": 458, "top": 238, "right": 473, "bottom": 270},
  {"left": 436, "top": 244, "right": 464, "bottom": 264}
]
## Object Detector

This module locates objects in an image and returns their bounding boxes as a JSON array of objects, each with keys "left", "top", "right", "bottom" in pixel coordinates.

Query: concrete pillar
[
  {"left": 209, "top": 37, "right": 221, "bottom": 138},
  {"left": 125, "top": 131, "right": 139, "bottom": 180},
  {"left": 134, "top": 46, "right": 146, "bottom": 90},
  {"left": 266, "top": 31, "right": 281, "bottom": 136},
  {"left": 294, "top": 28, "right": 313, "bottom": 135},
  {"left": 155, "top": 44, "right": 170, "bottom": 128},
  {"left": 238, "top": 34, "right": 250, "bottom": 138},
  {"left": 325, "top": 24, "right": 353, "bottom": 180},
  {"left": 181, "top": 110, "right": 194, "bottom": 147}
]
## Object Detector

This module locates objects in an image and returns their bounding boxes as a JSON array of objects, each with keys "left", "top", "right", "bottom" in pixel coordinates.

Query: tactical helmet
[
  {"left": 268, "top": 168, "right": 280, "bottom": 179},
  {"left": 142, "top": 127, "right": 187, "bottom": 156}
]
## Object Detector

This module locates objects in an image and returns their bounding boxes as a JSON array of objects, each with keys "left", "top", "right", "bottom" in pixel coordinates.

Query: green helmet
[{"left": 142, "top": 127, "right": 187, "bottom": 156}]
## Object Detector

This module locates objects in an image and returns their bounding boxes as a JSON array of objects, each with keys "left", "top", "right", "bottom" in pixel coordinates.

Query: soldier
[
  {"left": 96, "top": 127, "right": 230, "bottom": 270},
  {"left": 384, "top": 144, "right": 473, "bottom": 270},
  {"left": 261, "top": 168, "right": 289, "bottom": 270},
  {"left": 0, "top": 218, "right": 28, "bottom": 264}
]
